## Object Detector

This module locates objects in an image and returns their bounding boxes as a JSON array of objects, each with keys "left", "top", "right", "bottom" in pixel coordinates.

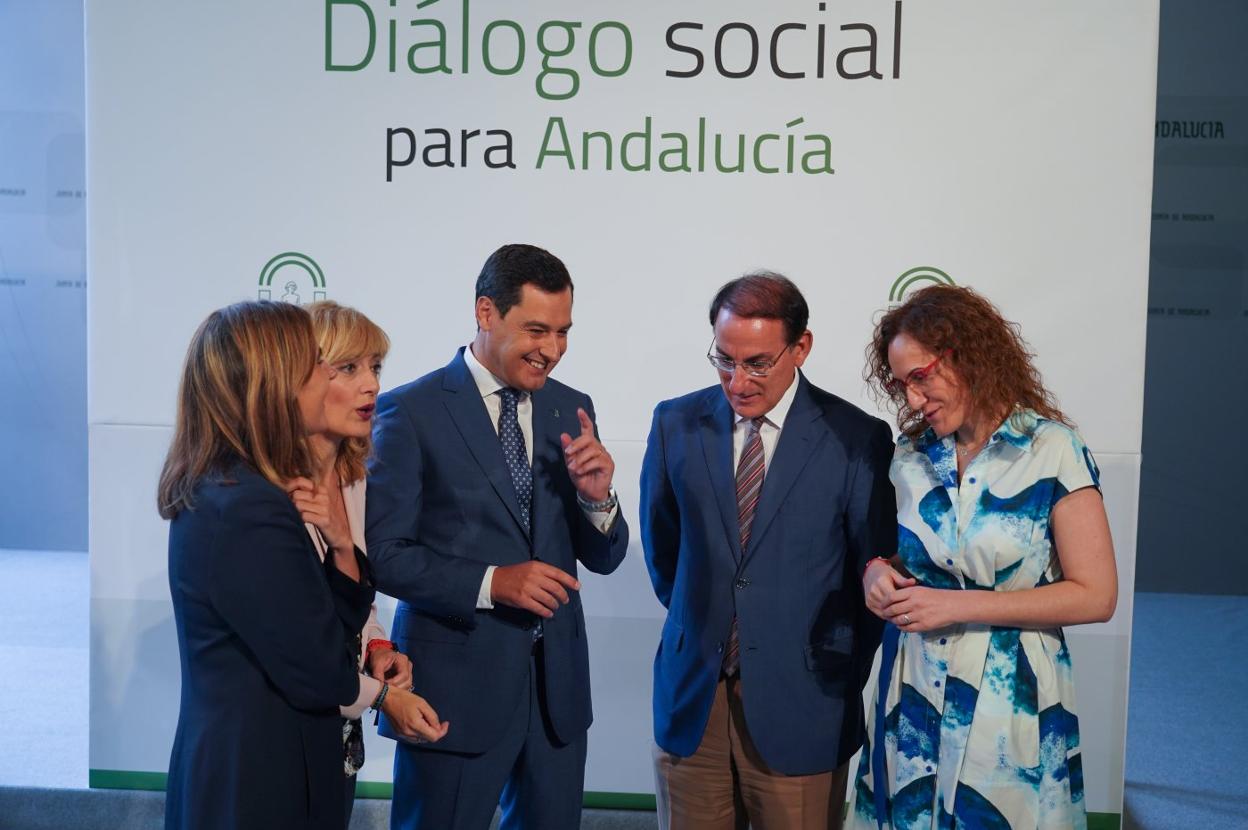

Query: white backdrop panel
[{"left": 87, "top": 0, "right": 1157, "bottom": 815}]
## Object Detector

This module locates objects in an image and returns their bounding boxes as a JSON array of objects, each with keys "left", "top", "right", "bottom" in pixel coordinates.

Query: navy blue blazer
[
  {"left": 165, "top": 464, "right": 372, "bottom": 830},
  {"left": 366, "top": 349, "right": 629, "bottom": 754},
  {"left": 640, "top": 374, "right": 896, "bottom": 775}
]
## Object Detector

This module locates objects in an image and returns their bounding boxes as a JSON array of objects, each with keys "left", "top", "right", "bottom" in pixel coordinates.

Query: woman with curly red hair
[{"left": 849, "top": 285, "right": 1117, "bottom": 830}]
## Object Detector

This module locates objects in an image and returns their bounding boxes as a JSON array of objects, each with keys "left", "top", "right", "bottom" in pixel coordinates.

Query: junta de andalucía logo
[
  {"left": 889, "top": 266, "right": 954, "bottom": 303},
  {"left": 258, "top": 252, "right": 328, "bottom": 305}
]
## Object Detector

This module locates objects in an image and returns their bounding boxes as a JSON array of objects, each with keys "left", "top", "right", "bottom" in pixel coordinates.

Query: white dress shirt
[
  {"left": 731, "top": 369, "right": 801, "bottom": 473},
  {"left": 305, "top": 478, "right": 384, "bottom": 720},
  {"left": 463, "top": 344, "right": 618, "bottom": 609}
]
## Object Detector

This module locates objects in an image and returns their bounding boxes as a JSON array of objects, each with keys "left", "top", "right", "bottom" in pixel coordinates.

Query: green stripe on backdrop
[
  {"left": 90, "top": 770, "right": 1119, "bottom": 827},
  {"left": 583, "top": 792, "right": 657, "bottom": 810},
  {"left": 88, "top": 769, "right": 167, "bottom": 791}
]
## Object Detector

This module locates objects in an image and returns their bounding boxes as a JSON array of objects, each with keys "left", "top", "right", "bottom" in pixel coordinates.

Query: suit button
[{"left": 735, "top": 578, "right": 750, "bottom": 589}]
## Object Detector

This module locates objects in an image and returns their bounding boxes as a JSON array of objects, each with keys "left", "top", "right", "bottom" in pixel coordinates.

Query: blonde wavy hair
[{"left": 306, "top": 301, "right": 391, "bottom": 484}]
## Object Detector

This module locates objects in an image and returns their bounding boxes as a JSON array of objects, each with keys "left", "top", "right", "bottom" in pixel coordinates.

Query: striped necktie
[{"left": 723, "top": 417, "right": 766, "bottom": 676}]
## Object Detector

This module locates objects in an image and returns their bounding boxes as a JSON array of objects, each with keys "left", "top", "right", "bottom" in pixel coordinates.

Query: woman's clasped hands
[{"left": 863, "top": 559, "right": 959, "bottom": 633}]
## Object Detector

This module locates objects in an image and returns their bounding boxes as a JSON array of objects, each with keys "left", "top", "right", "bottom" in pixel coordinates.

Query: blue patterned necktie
[{"left": 497, "top": 387, "right": 532, "bottom": 533}]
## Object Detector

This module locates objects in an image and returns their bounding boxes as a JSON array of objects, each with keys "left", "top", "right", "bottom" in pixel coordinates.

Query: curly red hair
[{"left": 865, "top": 284, "right": 1070, "bottom": 440}]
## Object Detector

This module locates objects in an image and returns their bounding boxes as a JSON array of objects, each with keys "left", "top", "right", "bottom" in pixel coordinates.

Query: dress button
[
  {"left": 934, "top": 680, "right": 941, "bottom": 688},
  {"left": 946, "top": 559, "right": 953, "bottom": 566},
  {"left": 968, "top": 477, "right": 976, "bottom": 484},
  {"left": 939, "top": 638, "right": 947, "bottom": 645}
]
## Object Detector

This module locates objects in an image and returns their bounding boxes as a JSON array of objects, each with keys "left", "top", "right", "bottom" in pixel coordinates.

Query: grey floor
[
  {"left": 1121, "top": 592, "right": 1248, "bottom": 828},
  {"left": 0, "top": 788, "right": 655, "bottom": 830},
  {"left": 0, "top": 549, "right": 89, "bottom": 789},
  {"left": 2, "top": 549, "right": 1246, "bottom": 828}
]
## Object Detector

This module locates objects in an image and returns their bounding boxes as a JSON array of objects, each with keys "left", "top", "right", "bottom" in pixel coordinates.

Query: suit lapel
[
  {"left": 699, "top": 394, "right": 743, "bottom": 565},
  {"left": 527, "top": 386, "right": 565, "bottom": 554},
  {"left": 743, "top": 376, "right": 826, "bottom": 563},
  {"left": 440, "top": 350, "right": 531, "bottom": 539}
]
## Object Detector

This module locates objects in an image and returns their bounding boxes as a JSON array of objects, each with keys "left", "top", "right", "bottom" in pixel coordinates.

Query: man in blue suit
[
  {"left": 366, "top": 244, "right": 629, "bottom": 830},
  {"left": 641, "top": 272, "right": 896, "bottom": 830}
]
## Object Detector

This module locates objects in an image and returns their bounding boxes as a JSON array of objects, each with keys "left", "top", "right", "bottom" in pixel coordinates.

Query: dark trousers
[{"left": 390, "top": 643, "right": 588, "bottom": 830}]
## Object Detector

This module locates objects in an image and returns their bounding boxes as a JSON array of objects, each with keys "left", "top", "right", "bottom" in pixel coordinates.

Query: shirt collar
[
  {"left": 734, "top": 368, "right": 801, "bottom": 430},
  {"left": 463, "top": 343, "right": 519, "bottom": 400},
  {"left": 914, "top": 406, "right": 1041, "bottom": 454},
  {"left": 994, "top": 407, "right": 1040, "bottom": 451}
]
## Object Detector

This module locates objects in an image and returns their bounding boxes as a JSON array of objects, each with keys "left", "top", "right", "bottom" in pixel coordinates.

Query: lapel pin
[{"left": 552, "top": 408, "right": 560, "bottom": 418}]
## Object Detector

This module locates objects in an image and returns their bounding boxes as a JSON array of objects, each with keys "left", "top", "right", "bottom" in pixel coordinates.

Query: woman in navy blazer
[{"left": 157, "top": 301, "right": 445, "bottom": 830}]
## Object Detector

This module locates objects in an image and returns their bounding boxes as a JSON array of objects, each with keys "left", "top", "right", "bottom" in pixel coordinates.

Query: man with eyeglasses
[{"left": 640, "top": 271, "right": 896, "bottom": 830}]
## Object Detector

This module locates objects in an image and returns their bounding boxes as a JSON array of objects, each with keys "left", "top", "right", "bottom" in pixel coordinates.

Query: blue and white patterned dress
[{"left": 850, "top": 409, "right": 1101, "bottom": 830}]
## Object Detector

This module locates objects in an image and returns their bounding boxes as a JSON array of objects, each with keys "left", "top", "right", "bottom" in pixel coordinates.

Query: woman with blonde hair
[
  {"left": 302, "top": 300, "right": 425, "bottom": 825},
  {"left": 850, "top": 285, "right": 1117, "bottom": 830},
  {"left": 159, "top": 300, "right": 446, "bottom": 830}
]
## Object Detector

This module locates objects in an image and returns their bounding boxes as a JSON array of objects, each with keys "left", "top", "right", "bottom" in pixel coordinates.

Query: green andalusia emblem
[
  {"left": 258, "top": 252, "right": 327, "bottom": 305},
  {"left": 889, "top": 266, "right": 954, "bottom": 303}
]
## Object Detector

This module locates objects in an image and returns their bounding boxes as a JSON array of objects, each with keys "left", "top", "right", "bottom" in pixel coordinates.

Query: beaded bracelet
[{"left": 366, "top": 638, "right": 396, "bottom": 656}]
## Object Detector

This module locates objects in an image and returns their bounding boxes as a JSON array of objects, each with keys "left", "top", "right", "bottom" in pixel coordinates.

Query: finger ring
[{"left": 901, "top": 614, "right": 911, "bottom": 625}]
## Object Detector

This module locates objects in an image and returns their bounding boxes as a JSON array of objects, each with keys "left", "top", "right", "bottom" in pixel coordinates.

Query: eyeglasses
[
  {"left": 884, "top": 350, "right": 950, "bottom": 395},
  {"left": 706, "top": 341, "right": 792, "bottom": 378}
]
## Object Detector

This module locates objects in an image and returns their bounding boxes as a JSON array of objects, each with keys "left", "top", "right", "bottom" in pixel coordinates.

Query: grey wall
[
  {"left": 1137, "top": 0, "right": 1248, "bottom": 593},
  {"left": 0, "top": 1, "right": 87, "bottom": 550}
]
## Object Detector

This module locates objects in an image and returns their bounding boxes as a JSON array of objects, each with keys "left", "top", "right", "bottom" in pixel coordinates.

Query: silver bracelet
[{"left": 577, "top": 487, "right": 618, "bottom": 513}]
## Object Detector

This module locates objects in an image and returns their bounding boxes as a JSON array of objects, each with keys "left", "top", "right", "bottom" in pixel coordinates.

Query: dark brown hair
[
  {"left": 865, "top": 284, "right": 1070, "bottom": 439},
  {"left": 157, "top": 301, "right": 319, "bottom": 518},
  {"left": 475, "top": 243, "right": 574, "bottom": 317},
  {"left": 708, "top": 271, "right": 809, "bottom": 343}
]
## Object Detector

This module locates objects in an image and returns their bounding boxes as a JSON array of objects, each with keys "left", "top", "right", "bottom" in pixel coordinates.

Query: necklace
[{"left": 955, "top": 437, "right": 987, "bottom": 458}]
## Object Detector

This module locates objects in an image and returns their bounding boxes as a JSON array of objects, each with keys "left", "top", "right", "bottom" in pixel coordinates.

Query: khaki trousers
[{"left": 653, "top": 675, "right": 850, "bottom": 830}]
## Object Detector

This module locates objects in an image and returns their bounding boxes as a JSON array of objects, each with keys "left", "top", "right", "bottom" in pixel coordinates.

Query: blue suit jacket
[
  {"left": 640, "top": 374, "right": 896, "bottom": 775},
  {"left": 165, "top": 464, "right": 372, "bottom": 830},
  {"left": 366, "top": 349, "right": 629, "bottom": 754}
]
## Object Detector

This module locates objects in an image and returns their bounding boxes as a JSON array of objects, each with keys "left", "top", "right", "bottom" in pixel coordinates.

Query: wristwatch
[{"left": 577, "top": 486, "right": 618, "bottom": 513}]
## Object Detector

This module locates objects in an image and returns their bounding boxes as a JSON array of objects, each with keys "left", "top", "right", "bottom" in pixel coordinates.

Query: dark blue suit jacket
[
  {"left": 366, "top": 349, "right": 629, "bottom": 754},
  {"left": 165, "top": 464, "right": 372, "bottom": 830},
  {"left": 640, "top": 374, "right": 896, "bottom": 775}
]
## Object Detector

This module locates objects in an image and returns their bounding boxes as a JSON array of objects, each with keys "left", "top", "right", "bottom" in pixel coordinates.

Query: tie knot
[
  {"left": 749, "top": 417, "right": 767, "bottom": 433},
  {"left": 499, "top": 387, "right": 521, "bottom": 410}
]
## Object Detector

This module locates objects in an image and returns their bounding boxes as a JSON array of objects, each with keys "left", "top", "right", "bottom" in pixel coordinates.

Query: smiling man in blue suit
[
  {"left": 641, "top": 272, "right": 896, "bottom": 830},
  {"left": 366, "top": 244, "right": 628, "bottom": 830}
]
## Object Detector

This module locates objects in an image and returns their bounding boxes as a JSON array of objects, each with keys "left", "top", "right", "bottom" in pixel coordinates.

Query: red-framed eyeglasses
[{"left": 884, "top": 349, "right": 951, "bottom": 396}]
